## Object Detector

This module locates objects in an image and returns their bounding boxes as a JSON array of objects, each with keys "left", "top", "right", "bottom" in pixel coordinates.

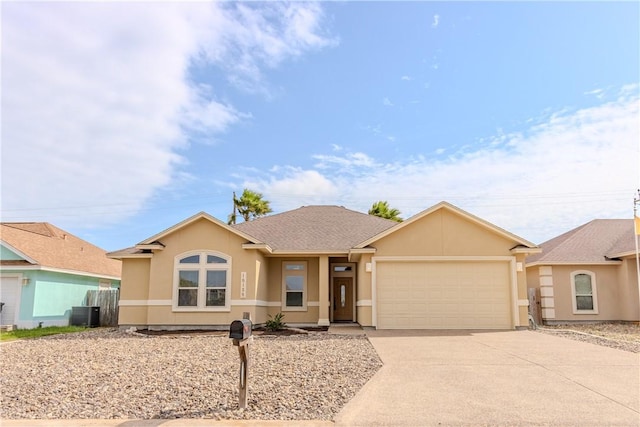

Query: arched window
[
  {"left": 570, "top": 271, "right": 598, "bottom": 314},
  {"left": 173, "top": 251, "right": 231, "bottom": 311}
]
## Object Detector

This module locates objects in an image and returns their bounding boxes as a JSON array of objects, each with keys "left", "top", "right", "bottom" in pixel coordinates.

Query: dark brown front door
[{"left": 332, "top": 277, "right": 353, "bottom": 321}]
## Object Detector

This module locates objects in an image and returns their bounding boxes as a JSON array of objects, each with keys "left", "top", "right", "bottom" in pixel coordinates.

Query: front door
[{"left": 332, "top": 277, "right": 353, "bottom": 321}]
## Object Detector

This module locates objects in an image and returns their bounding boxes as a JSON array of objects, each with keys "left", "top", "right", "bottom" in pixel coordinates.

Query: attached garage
[{"left": 374, "top": 258, "right": 515, "bottom": 330}]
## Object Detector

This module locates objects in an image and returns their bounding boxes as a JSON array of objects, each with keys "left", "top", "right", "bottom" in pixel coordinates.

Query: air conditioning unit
[{"left": 70, "top": 306, "right": 100, "bottom": 327}]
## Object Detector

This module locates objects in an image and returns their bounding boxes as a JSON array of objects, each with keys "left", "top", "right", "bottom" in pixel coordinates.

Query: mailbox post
[{"left": 229, "top": 318, "right": 252, "bottom": 409}]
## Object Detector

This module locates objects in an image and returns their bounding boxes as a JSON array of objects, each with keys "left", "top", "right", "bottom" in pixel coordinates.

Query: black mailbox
[{"left": 229, "top": 319, "right": 252, "bottom": 340}]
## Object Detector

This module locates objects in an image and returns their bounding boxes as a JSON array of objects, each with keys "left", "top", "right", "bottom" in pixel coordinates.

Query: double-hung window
[
  {"left": 282, "top": 261, "right": 307, "bottom": 311},
  {"left": 571, "top": 271, "right": 598, "bottom": 314},
  {"left": 174, "top": 251, "right": 231, "bottom": 310}
]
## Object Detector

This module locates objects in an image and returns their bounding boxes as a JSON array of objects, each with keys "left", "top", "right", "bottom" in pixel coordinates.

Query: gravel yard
[
  {"left": 535, "top": 322, "right": 640, "bottom": 353},
  {"left": 0, "top": 328, "right": 382, "bottom": 420}
]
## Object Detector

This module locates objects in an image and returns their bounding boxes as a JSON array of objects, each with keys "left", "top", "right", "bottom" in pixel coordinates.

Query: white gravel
[{"left": 0, "top": 328, "right": 382, "bottom": 420}]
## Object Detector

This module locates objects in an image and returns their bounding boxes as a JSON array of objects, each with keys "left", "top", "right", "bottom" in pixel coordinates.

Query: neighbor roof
[
  {"left": 233, "top": 205, "right": 397, "bottom": 252},
  {"left": 1, "top": 222, "right": 121, "bottom": 278},
  {"left": 525, "top": 219, "right": 634, "bottom": 265}
]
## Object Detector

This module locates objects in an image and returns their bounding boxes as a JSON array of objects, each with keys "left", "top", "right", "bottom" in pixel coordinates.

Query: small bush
[{"left": 265, "top": 312, "right": 286, "bottom": 331}]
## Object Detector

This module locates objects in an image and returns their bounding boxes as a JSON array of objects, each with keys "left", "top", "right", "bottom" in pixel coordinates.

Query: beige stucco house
[
  {"left": 526, "top": 219, "right": 640, "bottom": 324},
  {"left": 108, "top": 201, "right": 540, "bottom": 330}
]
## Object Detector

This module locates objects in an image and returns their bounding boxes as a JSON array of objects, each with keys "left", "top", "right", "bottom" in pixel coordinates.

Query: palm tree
[
  {"left": 228, "top": 189, "right": 273, "bottom": 224},
  {"left": 368, "top": 201, "right": 403, "bottom": 222}
]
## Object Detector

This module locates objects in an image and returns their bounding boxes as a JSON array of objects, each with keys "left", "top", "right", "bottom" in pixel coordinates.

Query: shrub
[{"left": 265, "top": 312, "right": 286, "bottom": 331}]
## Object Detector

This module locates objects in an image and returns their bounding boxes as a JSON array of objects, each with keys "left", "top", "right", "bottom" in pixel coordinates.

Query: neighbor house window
[
  {"left": 174, "top": 251, "right": 231, "bottom": 310},
  {"left": 571, "top": 271, "right": 598, "bottom": 314},
  {"left": 282, "top": 261, "right": 307, "bottom": 311}
]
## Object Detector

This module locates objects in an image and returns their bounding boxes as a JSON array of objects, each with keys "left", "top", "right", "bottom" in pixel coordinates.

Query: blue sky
[{"left": 2, "top": 1, "right": 639, "bottom": 251}]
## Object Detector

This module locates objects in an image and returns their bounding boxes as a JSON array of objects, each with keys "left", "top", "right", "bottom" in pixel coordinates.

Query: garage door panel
[{"left": 376, "top": 261, "right": 512, "bottom": 330}]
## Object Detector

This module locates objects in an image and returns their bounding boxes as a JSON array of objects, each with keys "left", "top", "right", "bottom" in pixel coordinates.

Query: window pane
[
  {"left": 334, "top": 266, "right": 352, "bottom": 272},
  {"left": 286, "top": 291, "right": 303, "bottom": 307},
  {"left": 179, "top": 271, "right": 199, "bottom": 287},
  {"left": 285, "top": 264, "right": 305, "bottom": 271},
  {"left": 206, "top": 289, "right": 226, "bottom": 306},
  {"left": 206, "top": 270, "right": 226, "bottom": 288},
  {"left": 576, "top": 296, "right": 593, "bottom": 310},
  {"left": 286, "top": 276, "right": 304, "bottom": 291},
  {"left": 178, "top": 289, "right": 197, "bottom": 306},
  {"left": 207, "top": 255, "right": 227, "bottom": 264},
  {"left": 180, "top": 255, "right": 200, "bottom": 264},
  {"left": 575, "top": 274, "right": 592, "bottom": 295}
]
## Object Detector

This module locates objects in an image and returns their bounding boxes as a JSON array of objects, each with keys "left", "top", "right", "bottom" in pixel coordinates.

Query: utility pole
[{"left": 634, "top": 190, "right": 640, "bottom": 322}]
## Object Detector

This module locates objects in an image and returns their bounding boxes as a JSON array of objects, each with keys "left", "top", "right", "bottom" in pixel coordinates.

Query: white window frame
[
  {"left": 282, "top": 261, "right": 307, "bottom": 311},
  {"left": 173, "top": 250, "right": 231, "bottom": 311},
  {"left": 570, "top": 270, "right": 598, "bottom": 314}
]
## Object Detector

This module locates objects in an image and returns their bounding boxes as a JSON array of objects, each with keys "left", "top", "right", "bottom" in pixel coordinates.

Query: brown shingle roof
[
  {"left": 232, "top": 205, "right": 397, "bottom": 252},
  {"left": 526, "top": 219, "right": 633, "bottom": 264},
  {"left": 1, "top": 223, "right": 121, "bottom": 278}
]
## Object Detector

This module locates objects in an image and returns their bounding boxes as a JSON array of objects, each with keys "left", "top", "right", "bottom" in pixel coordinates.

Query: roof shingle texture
[
  {"left": 233, "top": 205, "right": 397, "bottom": 252},
  {"left": 1, "top": 223, "right": 121, "bottom": 277},
  {"left": 526, "top": 219, "right": 633, "bottom": 264}
]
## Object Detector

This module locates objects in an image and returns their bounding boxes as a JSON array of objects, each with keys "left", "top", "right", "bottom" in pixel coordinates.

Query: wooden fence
[{"left": 85, "top": 289, "right": 119, "bottom": 327}]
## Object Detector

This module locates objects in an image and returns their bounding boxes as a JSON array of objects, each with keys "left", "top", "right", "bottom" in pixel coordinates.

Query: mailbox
[{"left": 229, "top": 319, "right": 252, "bottom": 340}]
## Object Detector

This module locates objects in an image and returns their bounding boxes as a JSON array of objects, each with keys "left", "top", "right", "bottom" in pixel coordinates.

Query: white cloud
[
  {"left": 247, "top": 87, "right": 639, "bottom": 243},
  {"left": 1, "top": 2, "right": 333, "bottom": 227},
  {"left": 383, "top": 97, "right": 394, "bottom": 107},
  {"left": 401, "top": 76, "right": 412, "bottom": 81},
  {"left": 432, "top": 14, "right": 440, "bottom": 28}
]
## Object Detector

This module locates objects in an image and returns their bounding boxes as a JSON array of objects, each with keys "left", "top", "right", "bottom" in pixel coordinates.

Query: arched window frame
[
  {"left": 173, "top": 250, "right": 231, "bottom": 311},
  {"left": 570, "top": 270, "right": 598, "bottom": 314}
]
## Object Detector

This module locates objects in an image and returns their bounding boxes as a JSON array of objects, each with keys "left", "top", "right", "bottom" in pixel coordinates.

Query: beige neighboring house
[
  {"left": 526, "top": 219, "right": 639, "bottom": 324},
  {"left": 107, "top": 201, "right": 540, "bottom": 331}
]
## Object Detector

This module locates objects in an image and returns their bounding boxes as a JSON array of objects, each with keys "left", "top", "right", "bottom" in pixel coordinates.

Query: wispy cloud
[
  {"left": 432, "top": 14, "right": 440, "bottom": 28},
  {"left": 245, "top": 86, "right": 639, "bottom": 243},
  {"left": 383, "top": 97, "right": 394, "bottom": 107},
  {"left": 1, "top": 2, "right": 334, "bottom": 227},
  {"left": 401, "top": 75, "right": 412, "bottom": 81}
]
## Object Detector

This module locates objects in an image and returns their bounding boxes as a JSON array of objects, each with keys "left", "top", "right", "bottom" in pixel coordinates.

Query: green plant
[
  {"left": 265, "top": 312, "right": 286, "bottom": 331},
  {"left": 0, "top": 326, "right": 87, "bottom": 342}
]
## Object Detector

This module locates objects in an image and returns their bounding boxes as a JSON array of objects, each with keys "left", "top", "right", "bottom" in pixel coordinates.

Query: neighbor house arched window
[
  {"left": 570, "top": 271, "right": 598, "bottom": 314},
  {"left": 173, "top": 251, "right": 231, "bottom": 311}
]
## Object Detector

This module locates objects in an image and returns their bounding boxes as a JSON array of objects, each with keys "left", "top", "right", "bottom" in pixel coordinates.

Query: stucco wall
[{"left": 548, "top": 264, "right": 630, "bottom": 321}]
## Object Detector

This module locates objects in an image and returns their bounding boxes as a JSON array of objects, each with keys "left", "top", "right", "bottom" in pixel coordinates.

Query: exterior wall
[
  {"left": 265, "top": 257, "right": 320, "bottom": 325},
  {"left": 549, "top": 264, "right": 629, "bottom": 322},
  {"left": 1, "top": 269, "right": 120, "bottom": 328},
  {"left": 618, "top": 259, "right": 640, "bottom": 321},
  {"left": 120, "top": 218, "right": 270, "bottom": 328},
  {"left": 118, "top": 258, "right": 151, "bottom": 325},
  {"left": 1, "top": 245, "right": 23, "bottom": 260},
  {"left": 373, "top": 209, "right": 515, "bottom": 257},
  {"left": 356, "top": 253, "right": 374, "bottom": 326}
]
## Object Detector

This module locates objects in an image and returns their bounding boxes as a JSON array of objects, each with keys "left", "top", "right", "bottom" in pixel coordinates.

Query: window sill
[
  {"left": 282, "top": 306, "right": 307, "bottom": 312},
  {"left": 572, "top": 310, "right": 599, "bottom": 315},
  {"left": 172, "top": 307, "right": 231, "bottom": 312}
]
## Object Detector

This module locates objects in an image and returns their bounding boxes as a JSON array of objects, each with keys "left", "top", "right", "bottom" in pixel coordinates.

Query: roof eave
[{"left": 525, "top": 260, "right": 623, "bottom": 268}]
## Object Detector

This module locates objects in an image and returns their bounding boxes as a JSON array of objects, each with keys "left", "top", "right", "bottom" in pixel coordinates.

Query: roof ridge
[{"left": 1, "top": 222, "right": 55, "bottom": 238}]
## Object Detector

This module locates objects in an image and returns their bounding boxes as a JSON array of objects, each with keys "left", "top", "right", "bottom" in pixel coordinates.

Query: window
[
  {"left": 282, "top": 261, "right": 307, "bottom": 311},
  {"left": 174, "top": 251, "right": 231, "bottom": 310},
  {"left": 571, "top": 271, "right": 598, "bottom": 314}
]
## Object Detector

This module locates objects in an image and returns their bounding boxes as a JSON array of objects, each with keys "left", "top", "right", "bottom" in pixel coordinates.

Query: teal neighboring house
[{"left": 0, "top": 223, "right": 121, "bottom": 329}]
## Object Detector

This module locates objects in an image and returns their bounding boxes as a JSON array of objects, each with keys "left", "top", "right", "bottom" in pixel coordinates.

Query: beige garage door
[{"left": 376, "top": 261, "right": 512, "bottom": 329}]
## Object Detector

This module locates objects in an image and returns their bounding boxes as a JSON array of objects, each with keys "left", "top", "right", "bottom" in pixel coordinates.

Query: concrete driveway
[{"left": 335, "top": 330, "right": 640, "bottom": 426}]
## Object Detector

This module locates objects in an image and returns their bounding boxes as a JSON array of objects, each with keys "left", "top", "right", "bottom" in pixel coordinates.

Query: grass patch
[{"left": 0, "top": 326, "right": 87, "bottom": 342}]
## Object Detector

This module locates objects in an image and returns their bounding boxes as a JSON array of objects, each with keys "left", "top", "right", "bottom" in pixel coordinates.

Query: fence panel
[{"left": 85, "top": 289, "right": 120, "bottom": 327}]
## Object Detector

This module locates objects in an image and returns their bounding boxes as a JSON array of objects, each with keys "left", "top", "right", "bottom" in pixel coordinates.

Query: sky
[{"left": 2, "top": 1, "right": 639, "bottom": 252}]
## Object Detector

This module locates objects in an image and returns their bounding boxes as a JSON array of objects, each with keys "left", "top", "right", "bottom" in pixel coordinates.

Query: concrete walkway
[{"left": 335, "top": 330, "right": 640, "bottom": 426}]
